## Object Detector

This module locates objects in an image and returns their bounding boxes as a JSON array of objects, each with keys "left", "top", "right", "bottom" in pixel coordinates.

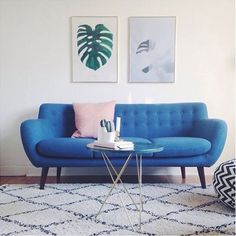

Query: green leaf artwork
[{"left": 77, "top": 24, "right": 113, "bottom": 71}]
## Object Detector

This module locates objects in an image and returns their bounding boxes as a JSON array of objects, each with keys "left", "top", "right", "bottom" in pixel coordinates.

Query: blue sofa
[{"left": 20, "top": 102, "right": 227, "bottom": 189}]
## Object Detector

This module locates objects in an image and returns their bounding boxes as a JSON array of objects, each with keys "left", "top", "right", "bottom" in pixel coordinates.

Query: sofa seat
[
  {"left": 150, "top": 137, "right": 211, "bottom": 158},
  {"left": 38, "top": 137, "right": 154, "bottom": 159},
  {"left": 37, "top": 136, "right": 210, "bottom": 159},
  {"left": 37, "top": 137, "right": 95, "bottom": 158}
]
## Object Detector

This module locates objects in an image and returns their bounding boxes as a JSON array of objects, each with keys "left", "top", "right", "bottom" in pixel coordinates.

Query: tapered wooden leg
[
  {"left": 181, "top": 167, "right": 186, "bottom": 179},
  {"left": 57, "top": 167, "right": 61, "bottom": 183},
  {"left": 197, "top": 167, "right": 206, "bottom": 189},
  {"left": 40, "top": 167, "right": 49, "bottom": 190}
]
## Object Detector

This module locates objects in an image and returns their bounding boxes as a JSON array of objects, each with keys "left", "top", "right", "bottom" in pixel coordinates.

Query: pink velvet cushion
[{"left": 72, "top": 101, "right": 116, "bottom": 138}]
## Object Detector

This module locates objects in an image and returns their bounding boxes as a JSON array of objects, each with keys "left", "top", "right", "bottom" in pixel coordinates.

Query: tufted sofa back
[
  {"left": 115, "top": 103, "right": 207, "bottom": 138},
  {"left": 39, "top": 103, "right": 208, "bottom": 138}
]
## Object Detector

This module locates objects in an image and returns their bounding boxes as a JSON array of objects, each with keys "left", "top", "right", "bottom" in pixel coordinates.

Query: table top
[{"left": 87, "top": 142, "right": 163, "bottom": 154}]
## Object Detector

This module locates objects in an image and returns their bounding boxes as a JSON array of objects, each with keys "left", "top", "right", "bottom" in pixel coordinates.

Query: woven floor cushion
[{"left": 213, "top": 159, "right": 236, "bottom": 209}]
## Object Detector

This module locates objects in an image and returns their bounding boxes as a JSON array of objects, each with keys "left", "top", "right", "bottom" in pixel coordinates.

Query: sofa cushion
[
  {"left": 150, "top": 137, "right": 211, "bottom": 158},
  {"left": 37, "top": 138, "right": 95, "bottom": 158},
  {"left": 72, "top": 101, "right": 116, "bottom": 138},
  {"left": 122, "top": 137, "right": 152, "bottom": 144}
]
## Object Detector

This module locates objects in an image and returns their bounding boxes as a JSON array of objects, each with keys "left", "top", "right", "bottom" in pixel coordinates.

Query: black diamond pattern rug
[{"left": 0, "top": 183, "right": 235, "bottom": 235}]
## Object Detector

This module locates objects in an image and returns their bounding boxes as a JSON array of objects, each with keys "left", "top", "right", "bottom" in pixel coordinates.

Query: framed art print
[
  {"left": 71, "top": 16, "right": 118, "bottom": 82},
  {"left": 129, "top": 17, "right": 176, "bottom": 83}
]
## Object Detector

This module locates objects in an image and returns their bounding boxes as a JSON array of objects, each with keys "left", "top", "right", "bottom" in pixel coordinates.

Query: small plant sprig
[{"left": 100, "top": 119, "right": 115, "bottom": 132}]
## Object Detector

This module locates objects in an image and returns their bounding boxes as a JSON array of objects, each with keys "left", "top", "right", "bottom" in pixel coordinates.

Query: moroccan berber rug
[{"left": 0, "top": 183, "right": 235, "bottom": 235}]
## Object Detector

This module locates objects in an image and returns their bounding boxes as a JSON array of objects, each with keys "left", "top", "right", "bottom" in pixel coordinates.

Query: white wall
[{"left": 0, "top": 0, "right": 235, "bottom": 176}]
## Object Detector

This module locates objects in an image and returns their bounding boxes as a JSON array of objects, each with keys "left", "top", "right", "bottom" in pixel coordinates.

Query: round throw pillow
[{"left": 213, "top": 159, "right": 236, "bottom": 209}]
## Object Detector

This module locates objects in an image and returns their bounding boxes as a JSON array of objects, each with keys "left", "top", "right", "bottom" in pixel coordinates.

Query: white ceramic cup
[
  {"left": 97, "top": 127, "right": 115, "bottom": 143},
  {"left": 103, "top": 131, "right": 116, "bottom": 143}
]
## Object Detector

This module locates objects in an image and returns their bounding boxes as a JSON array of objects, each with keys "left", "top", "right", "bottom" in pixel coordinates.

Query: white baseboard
[
  {"left": 1, "top": 165, "right": 214, "bottom": 177},
  {"left": 26, "top": 166, "right": 214, "bottom": 176}
]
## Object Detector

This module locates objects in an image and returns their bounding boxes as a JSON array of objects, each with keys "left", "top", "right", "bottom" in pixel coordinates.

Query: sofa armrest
[
  {"left": 191, "top": 119, "right": 227, "bottom": 165},
  {"left": 20, "top": 119, "right": 57, "bottom": 167}
]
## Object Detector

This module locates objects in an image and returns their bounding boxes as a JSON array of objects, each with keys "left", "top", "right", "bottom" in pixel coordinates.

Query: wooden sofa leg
[
  {"left": 181, "top": 167, "right": 186, "bottom": 179},
  {"left": 197, "top": 167, "right": 206, "bottom": 189},
  {"left": 57, "top": 167, "right": 61, "bottom": 183},
  {"left": 40, "top": 167, "right": 49, "bottom": 190}
]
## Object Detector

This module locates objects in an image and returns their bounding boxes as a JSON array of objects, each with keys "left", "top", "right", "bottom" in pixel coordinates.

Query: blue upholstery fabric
[
  {"left": 21, "top": 119, "right": 56, "bottom": 167},
  {"left": 37, "top": 136, "right": 210, "bottom": 160},
  {"left": 190, "top": 119, "right": 227, "bottom": 166},
  {"left": 38, "top": 103, "right": 208, "bottom": 139},
  {"left": 115, "top": 103, "right": 208, "bottom": 138},
  {"left": 150, "top": 137, "right": 211, "bottom": 157},
  {"left": 20, "top": 103, "right": 227, "bottom": 168},
  {"left": 122, "top": 137, "right": 152, "bottom": 144},
  {"left": 39, "top": 104, "right": 76, "bottom": 137},
  {"left": 37, "top": 138, "right": 94, "bottom": 158}
]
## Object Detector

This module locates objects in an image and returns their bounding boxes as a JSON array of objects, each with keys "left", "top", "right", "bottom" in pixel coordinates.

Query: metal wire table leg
[
  {"left": 97, "top": 151, "right": 144, "bottom": 231},
  {"left": 96, "top": 153, "right": 133, "bottom": 217},
  {"left": 103, "top": 153, "right": 139, "bottom": 210},
  {"left": 100, "top": 153, "right": 134, "bottom": 230},
  {"left": 136, "top": 154, "right": 143, "bottom": 229}
]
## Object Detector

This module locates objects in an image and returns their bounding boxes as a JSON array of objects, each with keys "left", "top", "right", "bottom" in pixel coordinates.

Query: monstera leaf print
[{"left": 77, "top": 24, "right": 113, "bottom": 71}]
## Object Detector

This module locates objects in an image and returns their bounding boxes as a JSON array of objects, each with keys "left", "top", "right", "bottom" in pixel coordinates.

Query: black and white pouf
[{"left": 213, "top": 159, "right": 236, "bottom": 209}]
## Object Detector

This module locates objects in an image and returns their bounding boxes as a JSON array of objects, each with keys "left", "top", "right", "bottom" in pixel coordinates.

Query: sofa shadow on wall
[{"left": 0, "top": 109, "right": 38, "bottom": 176}]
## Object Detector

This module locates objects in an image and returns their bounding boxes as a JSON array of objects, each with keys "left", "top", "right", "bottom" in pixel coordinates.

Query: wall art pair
[{"left": 71, "top": 16, "right": 176, "bottom": 83}]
